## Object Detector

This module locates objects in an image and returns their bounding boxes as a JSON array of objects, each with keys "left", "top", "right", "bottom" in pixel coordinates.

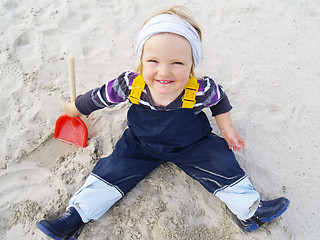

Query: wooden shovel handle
[{"left": 68, "top": 56, "right": 76, "bottom": 102}]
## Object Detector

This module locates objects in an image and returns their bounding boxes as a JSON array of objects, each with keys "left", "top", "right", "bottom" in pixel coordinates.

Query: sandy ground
[{"left": 1, "top": 0, "right": 320, "bottom": 239}]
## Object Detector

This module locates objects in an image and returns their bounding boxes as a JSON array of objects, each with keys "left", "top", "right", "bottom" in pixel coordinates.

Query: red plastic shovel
[{"left": 54, "top": 56, "right": 88, "bottom": 148}]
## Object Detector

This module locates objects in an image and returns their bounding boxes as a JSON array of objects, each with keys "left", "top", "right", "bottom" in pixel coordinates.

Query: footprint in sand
[{"left": 13, "top": 31, "right": 34, "bottom": 47}]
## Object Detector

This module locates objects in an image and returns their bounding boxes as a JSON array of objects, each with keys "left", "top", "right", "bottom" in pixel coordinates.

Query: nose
[{"left": 157, "top": 63, "right": 171, "bottom": 78}]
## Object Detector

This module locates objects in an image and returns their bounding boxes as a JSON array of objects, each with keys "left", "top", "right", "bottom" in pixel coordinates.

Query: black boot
[
  {"left": 36, "top": 207, "right": 85, "bottom": 240},
  {"left": 240, "top": 197, "right": 290, "bottom": 232}
]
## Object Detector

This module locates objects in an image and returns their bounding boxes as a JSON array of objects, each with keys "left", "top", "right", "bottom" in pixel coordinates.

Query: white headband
[{"left": 136, "top": 14, "right": 202, "bottom": 67}]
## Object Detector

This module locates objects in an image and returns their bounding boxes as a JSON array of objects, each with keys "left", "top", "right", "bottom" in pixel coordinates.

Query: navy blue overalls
[
  {"left": 92, "top": 104, "right": 245, "bottom": 196},
  {"left": 68, "top": 77, "right": 260, "bottom": 222}
]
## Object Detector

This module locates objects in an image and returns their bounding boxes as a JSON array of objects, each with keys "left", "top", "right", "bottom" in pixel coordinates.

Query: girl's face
[{"left": 142, "top": 33, "right": 193, "bottom": 105}]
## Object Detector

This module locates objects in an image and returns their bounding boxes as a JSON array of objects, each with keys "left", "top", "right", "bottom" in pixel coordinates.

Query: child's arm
[
  {"left": 62, "top": 71, "right": 138, "bottom": 117},
  {"left": 214, "top": 111, "right": 245, "bottom": 152}
]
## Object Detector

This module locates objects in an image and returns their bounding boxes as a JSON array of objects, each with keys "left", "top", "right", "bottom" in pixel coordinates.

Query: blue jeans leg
[
  {"left": 215, "top": 176, "right": 260, "bottom": 220},
  {"left": 68, "top": 174, "right": 123, "bottom": 223}
]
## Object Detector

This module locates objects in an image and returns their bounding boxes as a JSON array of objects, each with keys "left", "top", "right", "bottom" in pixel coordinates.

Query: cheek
[
  {"left": 142, "top": 68, "right": 153, "bottom": 83},
  {"left": 176, "top": 71, "right": 191, "bottom": 84}
]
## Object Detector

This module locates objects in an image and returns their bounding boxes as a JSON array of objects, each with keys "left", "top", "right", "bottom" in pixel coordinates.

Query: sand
[{"left": 1, "top": 0, "right": 319, "bottom": 239}]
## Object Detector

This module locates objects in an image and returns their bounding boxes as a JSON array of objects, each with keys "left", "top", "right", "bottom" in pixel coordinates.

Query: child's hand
[
  {"left": 64, "top": 101, "right": 81, "bottom": 118},
  {"left": 220, "top": 127, "right": 245, "bottom": 152}
]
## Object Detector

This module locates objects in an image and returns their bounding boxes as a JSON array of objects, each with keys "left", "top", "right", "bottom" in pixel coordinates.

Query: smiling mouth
[{"left": 156, "top": 80, "right": 174, "bottom": 84}]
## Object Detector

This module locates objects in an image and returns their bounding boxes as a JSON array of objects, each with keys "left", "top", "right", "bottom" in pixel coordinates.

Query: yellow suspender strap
[
  {"left": 128, "top": 74, "right": 145, "bottom": 105},
  {"left": 129, "top": 74, "right": 199, "bottom": 108},
  {"left": 182, "top": 76, "right": 199, "bottom": 108}
]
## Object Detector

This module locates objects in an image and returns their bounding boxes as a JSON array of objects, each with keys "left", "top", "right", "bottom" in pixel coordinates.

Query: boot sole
[
  {"left": 244, "top": 199, "right": 290, "bottom": 232},
  {"left": 36, "top": 222, "right": 64, "bottom": 240},
  {"left": 260, "top": 199, "right": 290, "bottom": 223}
]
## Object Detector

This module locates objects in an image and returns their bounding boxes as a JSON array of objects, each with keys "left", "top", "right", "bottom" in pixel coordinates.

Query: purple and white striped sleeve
[
  {"left": 75, "top": 71, "right": 138, "bottom": 115},
  {"left": 196, "top": 77, "right": 232, "bottom": 116}
]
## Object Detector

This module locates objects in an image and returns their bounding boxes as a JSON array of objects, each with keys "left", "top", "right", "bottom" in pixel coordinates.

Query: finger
[
  {"left": 235, "top": 137, "right": 245, "bottom": 151},
  {"left": 230, "top": 139, "right": 239, "bottom": 151},
  {"left": 233, "top": 143, "right": 237, "bottom": 151},
  {"left": 237, "top": 140, "right": 244, "bottom": 151}
]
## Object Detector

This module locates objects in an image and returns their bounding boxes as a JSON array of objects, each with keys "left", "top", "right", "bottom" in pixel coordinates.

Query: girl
[{"left": 37, "top": 6, "right": 289, "bottom": 239}]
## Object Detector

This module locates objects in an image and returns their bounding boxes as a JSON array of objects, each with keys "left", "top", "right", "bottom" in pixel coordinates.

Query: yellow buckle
[
  {"left": 129, "top": 74, "right": 145, "bottom": 105},
  {"left": 129, "top": 74, "right": 198, "bottom": 108},
  {"left": 182, "top": 76, "right": 199, "bottom": 108}
]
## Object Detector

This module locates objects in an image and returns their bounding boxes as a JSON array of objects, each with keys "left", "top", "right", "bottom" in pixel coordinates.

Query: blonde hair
[{"left": 136, "top": 6, "right": 202, "bottom": 76}]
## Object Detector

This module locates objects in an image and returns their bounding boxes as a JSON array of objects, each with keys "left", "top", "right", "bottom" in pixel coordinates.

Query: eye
[
  {"left": 148, "top": 59, "right": 158, "bottom": 63},
  {"left": 173, "top": 61, "right": 183, "bottom": 65}
]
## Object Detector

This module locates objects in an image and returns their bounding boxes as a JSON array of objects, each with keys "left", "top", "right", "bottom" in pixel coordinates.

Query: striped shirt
[{"left": 75, "top": 71, "right": 232, "bottom": 116}]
